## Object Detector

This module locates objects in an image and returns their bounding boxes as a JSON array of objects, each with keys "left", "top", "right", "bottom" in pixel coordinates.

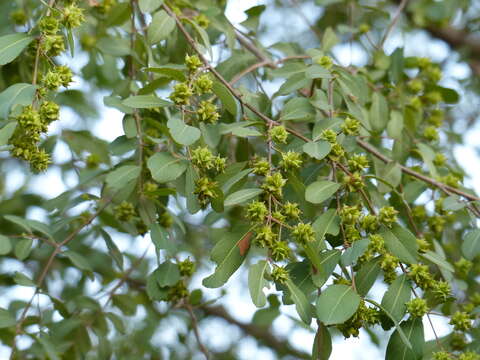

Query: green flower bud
[
  {"left": 159, "top": 212, "right": 173, "bottom": 228},
  {"left": 30, "top": 148, "right": 51, "bottom": 172},
  {"left": 343, "top": 172, "right": 364, "bottom": 192},
  {"left": 292, "top": 222, "right": 315, "bottom": 246},
  {"left": 358, "top": 23, "right": 370, "bottom": 34},
  {"left": 428, "top": 215, "right": 446, "bottom": 234},
  {"left": 252, "top": 157, "right": 270, "bottom": 176},
  {"left": 427, "top": 109, "right": 444, "bottom": 127},
  {"left": 458, "top": 352, "right": 480, "bottom": 360},
  {"left": 280, "top": 151, "right": 302, "bottom": 170},
  {"left": 62, "top": 4, "right": 85, "bottom": 29},
  {"left": 85, "top": 153, "right": 100, "bottom": 169},
  {"left": 283, "top": 202, "right": 301, "bottom": 220},
  {"left": 423, "top": 65, "right": 442, "bottom": 83},
  {"left": 412, "top": 205, "right": 427, "bottom": 221},
  {"left": 255, "top": 225, "right": 277, "bottom": 248},
  {"left": 197, "top": 100, "right": 219, "bottom": 123},
  {"left": 185, "top": 54, "right": 203, "bottom": 73},
  {"left": 39, "top": 16, "right": 60, "bottom": 34},
  {"left": 407, "top": 78, "right": 424, "bottom": 93},
  {"left": 261, "top": 172, "right": 286, "bottom": 199},
  {"left": 378, "top": 206, "right": 398, "bottom": 227},
  {"left": 348, "top": 154, "right": 369, "bottom": 172},
  {"left": 17, "top": 106, "right": 42, "bottom": 135},
  {"left": 169, "top": 82, "right": 193, "bottom": 105},
  {"left": 194, "top": 177, "right": 217, "bottom": 208},
  {"left": 450, "top": 332, "right": 467, "bottom": 351},
  {"left": 179, "top": 258, "right": 195, "bottom": 277},
  {"left": 316, "top": 56, "right": 333, "bottom": 69},
  {"left": 320, "top": 129, "right": 337, "bottom": 144},
  {"left": 271, "top": 266, "right": 289, "bottom": 284},
  {"left": 424, "top": 127, "right": 439, "bottom": 143},
  {"left": 39, "top": 101, "right": 60, "bottom": 123},
  {"left": 408, "top": 264, "right": 434, "bottom": 290},
  {"left": 368, "top": 234, "right": 385, "bottom": 254},
  {"left": 194, "top": 74, "right": 213, "bottom": 95},
  {"left": 10, "top": 9, "right": 27, "bottom": 25},
  {"left": 194, "top": 14, "right": 210, "bottom": 28},
  {"left": 191, "top": 146, "right": 214, "bottom": 169},
  {"left": 423, "top": 91, "right": 442, "bottom": 104},
  {"left": 432, "top": 280, "right": 451, "bottom": 302},
  {"left": 246, "top": 201, "right": 268, "bottom": 223},
  {"left": 143, "top": 181, "right": 158, "bottom": 199},
  {"left": 341, "top": 117, "right": 360, "bottom": 136},
  {"left": 42, "top": 70, "right": 63, "bottom": 90},
  {"left": 57, "top": 65, "right": 73, "bottom": 87},
  {"left": 409, "top": 96, "right": 423, "bottom": 110},
  {"left": 40, "top": 35, "right": 65, "bottom": 57},
  {"left": 380, "top": 253, "right": 399, "bottom": 283},
  {"left": 406, "top": 298, "right": 428, "bottom": 318},
  {"left": 340, "top": 205, "right": 361, "bottom": 225},
  {"left": 114, "top": 201, "right": 136, "bottom": 222},
  {"left": 455, "top": 257, "right": 472, "bottom": 278},
  {"left": 416, "top": 238, "right": 430, "bottom": 253},
  {"left": 329, "top": 143, "right": 345, "bottom": 160},
  {"left": 270, "top": 241, "right": 290, "bottom": 261},
  {"left": 432, "top": 351, "right": 453, "bottom": 360},
  {"left": 433, "top": 153, "right": 446, "bottom": 167},
  {"left": 344, "top": 225, "right": 361, "bottom": 243},
  {"left": 450, "top": 311, "right": 472, "bottom": 332},
  {"left": 272, "top": 210, "right": 286, "bottom": 223},
  {"left": 269, "top": 125, "right": 288, "bottom": 144},
  {"left": 167, "top": 280, "right": 189, "bottom": 302},
  {"left": 360, "top": 214, "right": 379, "bottom": 233}
]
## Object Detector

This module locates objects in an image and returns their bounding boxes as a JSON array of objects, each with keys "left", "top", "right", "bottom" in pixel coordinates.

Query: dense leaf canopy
[{"left": 0, "top": 0, "right": 479, "bottom": 359}]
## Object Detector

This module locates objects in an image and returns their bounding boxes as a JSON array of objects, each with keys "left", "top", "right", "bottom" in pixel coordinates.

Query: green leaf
[
  {"left": 416, "top": 143, "right": 438, "bottom": 178},
  {"left": 286, "top": 279, "right": 312, "bottom": 325},
  {"left": 4, "top": 214, "right": 32, "bottom": 232},
  {"left": 186, "top": 164, "right": 201, "bottom": 214},
  {"left": 105, "top": 165, "right": 141, "bottom": 190},
  {"left": 64, "top": 250, "right": 93, "bottom": 272},
  {"left": 0, "top": 307, "right": 16, "bottom": 328},
  {"left": 248, "top": 260, "right": 269, "bottom": 307},
  {"left": 280, "top": 97, "right": 315, "bottom": 122},
  {"left": 224, "top": 188, "right": 263, "bottom": 207},
  {"left": 386, "top": 318, "right": 424, "bottom": 360},
  {"left": 155, "top": 261, "right": 180, "bottom": 287},
  {"left": 167, "top": 117, "right": 200, "bottom": 146},
  {"left": 147, "top": 153, "right": 188, "bottom": 183},
  {"left": 462, "top": 229, "right": 480, "bottom": 260},
  {"left": 442, "top": 195, "right": 465, "bottom": 211},
  {"left": 14, "top": 238, "right": 33, "bottom": 260},
  {"left": 150, "top": 222, "right": 176, "bottom": 252},
  {"left": 356, "top": 259, "right": 381, "bottom": 296},
  {"left": 305, "top": 181, "right": 340, "bottom": 204},
  {"left": 122, "top": 95, "right": 171, "bottom": 108},
  {"left": 312, "top": 209, "right": 340, "bottom": 240},
  {"left": 0, "top": 235, "right": 12, "bottom": 255},
  {"left": 381, "top": 224, "right": 418, "bottom": 264},
  {"left": 0, "top": 122, "right": 16, "bottom": 146},
  {"left": 139, "top": 0, "right": 164, "bottom": 13},
  {"left": 369, "top": 92, "right": 388, "bottom": 133},
  {"left": 421, "top": 250, "right": 454, "bottom": 273},
  {"left": 274, "top": 73, "right": 310, "bottom": 97},
  {"left": 0, "top": 83, "right": 37, "bottom": 119},
  {"left": 312, "top": 250, "right": 341, "bottom": 287},
  {"left": 305, "top": 65, "right": 332, "bottom": 79},
  {"left": 316, "top": 284, "right": 360, "bottom": 325},
  {"left": 377, "top": 162, "right": 402, "bottom": 193},
  {"left": 202, "top": 229, "right": 250, "bottom": 288},
  {"left": 100, "top": 229, "right": 124, "bottom": 270},
  {"left": 212, "top": 80, "right": 238, "bottom": 117},
  {"left": 312, "top": 323, "right": 332, "bottom": 360},
  {"left": 0, "top": 33, "right": 33, "bottom": 65},
  {"left": 106, "top": 312, "right": 126, "bottom": 334},
  {"left": 381, "top": 274, "right": 411, "bottom": 322},
  {"left": 387, "top": 110, "right": 404, "bottom": 139},
  {"left": 341, "top": 238, "right": 369, "bottom": 266},
  {"left": 365, "top": 298, "right": 412, "bottom": 349},
  {"left": 148, "top": 10, "right": 176, "bottom": 44},
  {"left": 220, "top": 168, "right": 251, "bottom": 193},
  {"left": 13, "top": 271, "right": 36, "bottom": 287},
  {"left": 321, "top": 27, "right": 338, "bottom": 52},
  {"left": 303, "top": 141, "right": 331, "bottom": 160}
]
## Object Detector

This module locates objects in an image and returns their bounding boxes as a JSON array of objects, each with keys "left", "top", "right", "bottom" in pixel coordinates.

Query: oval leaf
[
  {"left": 305, "top": 181, "right": 340, "bottom": 204},
  {"left": 316, "top": 284, "right": 360, "bottom": 325}
]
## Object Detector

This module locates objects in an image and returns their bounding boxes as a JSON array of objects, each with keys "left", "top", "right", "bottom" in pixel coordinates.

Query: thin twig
[
  {"left": 379, "top": 0, "right": 409, "bottom": 48},
  {"left": 185, "top": 303, "right": 210, "bottom": 360}
]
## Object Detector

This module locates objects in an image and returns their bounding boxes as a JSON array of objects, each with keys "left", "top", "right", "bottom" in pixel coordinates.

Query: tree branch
[{"left": 201, "top": 305, "right": 310, "bottom": 359}]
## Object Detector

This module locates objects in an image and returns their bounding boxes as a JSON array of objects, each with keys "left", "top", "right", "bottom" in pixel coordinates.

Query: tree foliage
[{"left": 0, "top": 0, "right": 479, "bottom": 359}]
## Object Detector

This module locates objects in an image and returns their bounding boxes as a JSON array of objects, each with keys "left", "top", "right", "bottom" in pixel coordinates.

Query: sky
[{"left": 2, "top": 0, "right": 479, "bottom": 358}]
